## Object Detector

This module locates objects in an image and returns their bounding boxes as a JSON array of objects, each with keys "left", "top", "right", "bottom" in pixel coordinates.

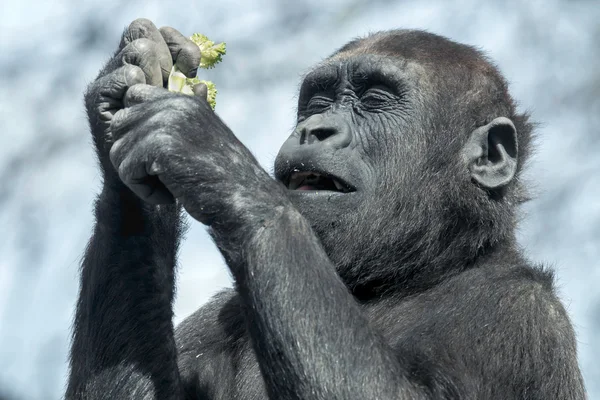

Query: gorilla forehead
[
  {"left": 321, "top": 30, "right": 511, "bottom": 111},
  {"left": 332, "top": 29, "right": 497, "bottom": 73}
]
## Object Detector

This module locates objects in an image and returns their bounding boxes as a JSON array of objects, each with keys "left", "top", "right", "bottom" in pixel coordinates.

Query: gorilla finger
[
  {"left": 111, "top": 144, "right": 175, "bottom": 204},
  {"left": 108, "top": 136, "right": 141, "bottom": 181},
  {"left": 119, "top": 39, "right": 163, "bottom": 86},
  {"left": 120, "top": 18, "right": 160, "bottom": 48},
  {"left": 110, "top": 102, "right": 162, "bottom": 142},
  {"left": 120, "top": 18, "right": 173, "bottom": 79},
  {"left": 93, "top": 64, "right": 146, "bottom": 103},
  {"left": 123, "top": 84, "right": 170, "bottom": 107},
  {"left": 125, "top": 168, "right": 176, "bottom": 205},
  {"left": 192, "top": 82, "right": 208, "bottom": 99},
  {"left": 90, "top": 64, "right": 145, "bottom": 129},
  {"left": 120, "top": 158, "right": 175, "bottom": 205},
  {"left": 159, "top": 26, "right": 201, "bottom": 78},
  {"left": 136, "top": 176, "right": 175, "bottom": 205},
  {"left": 109, "top": 108, "right": 136, "bottom": 140}
]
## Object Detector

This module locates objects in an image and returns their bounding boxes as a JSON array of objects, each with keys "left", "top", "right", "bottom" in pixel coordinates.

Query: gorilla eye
[
  {"left": 306, "top": 94, "right": 334, "bottom": 114},
  {"left": 360, "top": 84, "right": 394, "bottom": 108}
]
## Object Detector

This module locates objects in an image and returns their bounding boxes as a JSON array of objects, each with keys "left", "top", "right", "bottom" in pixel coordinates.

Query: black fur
[{"left": 67, "top": 21, "right": 586, "bottom": 400}]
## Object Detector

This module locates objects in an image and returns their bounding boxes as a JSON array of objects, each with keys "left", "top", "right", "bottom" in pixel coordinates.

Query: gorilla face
[
  {"left": 274, "top": 31, "right": 528, "bottom": 295},
  {"left": 274, "top": 54, "right": 433, "bottom": 281},
  {"left": 276, "top": 55, "right": 419, "bottom": 191}
]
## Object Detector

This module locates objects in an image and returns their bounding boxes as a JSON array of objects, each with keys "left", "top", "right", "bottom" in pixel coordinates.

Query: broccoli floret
[
  {"left": 190, "top": 33, "right": 226, "bottom": 69},
  {"left": 167, "top": 33, "right": 226, "bottom": 109}
]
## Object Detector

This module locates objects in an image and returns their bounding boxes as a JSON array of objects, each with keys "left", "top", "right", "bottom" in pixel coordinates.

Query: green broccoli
[
  {"left": 167, "top": 33, "right": 226, "bottom": 109},
  {"left": 190, "top": 33, "right": 226, "bottom": 69}
]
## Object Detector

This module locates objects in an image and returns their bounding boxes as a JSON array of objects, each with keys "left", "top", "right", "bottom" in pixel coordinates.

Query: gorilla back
[{"left": 67, "top": 19, "right": 586, "bottom": 400}]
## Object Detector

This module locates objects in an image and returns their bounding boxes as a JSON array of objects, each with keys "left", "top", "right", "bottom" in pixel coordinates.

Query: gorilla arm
[
  {"left": 67, "top": 181, "right": 184, "bottom": 399},
  {"left": 220, "top": 207, "right": 444, "bottom": 400},
  {"left": 66, "top": 19, "right": 200, "bottom": 400}
]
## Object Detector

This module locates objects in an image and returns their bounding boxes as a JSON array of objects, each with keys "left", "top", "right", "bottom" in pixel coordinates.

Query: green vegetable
[
  {"left": 190, "top": 33, "right": 226, "bottom": 69},
  {"left": 167, "top": 33, "right": 226, "bottom": 109}
]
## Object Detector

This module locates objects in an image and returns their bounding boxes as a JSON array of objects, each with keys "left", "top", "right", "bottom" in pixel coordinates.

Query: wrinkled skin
[
  {"left": 67, "top": 19, "right": 586, "bottom": 400},
  {"left": 108, "top": 85, "right": 280, "bottom": 225}
]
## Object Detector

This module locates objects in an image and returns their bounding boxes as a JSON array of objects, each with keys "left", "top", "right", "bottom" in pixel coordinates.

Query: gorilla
[{"left": 66, "top": 18, "right": 586, "bottom": 400}]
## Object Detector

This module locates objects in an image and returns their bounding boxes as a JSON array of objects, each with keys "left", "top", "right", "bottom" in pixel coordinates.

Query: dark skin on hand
[{"left": 66, "top": 18, "right": 586, "bottom": 400}]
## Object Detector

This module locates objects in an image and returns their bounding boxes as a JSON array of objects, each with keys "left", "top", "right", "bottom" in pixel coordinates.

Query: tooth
[{"left": 333, "top": 179, "right": 343, "bottom": 191}]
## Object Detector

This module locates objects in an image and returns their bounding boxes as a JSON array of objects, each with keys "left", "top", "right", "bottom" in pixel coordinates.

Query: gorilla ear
[{"left": 462, "top": 117, "right": 518, "bottom": 190}]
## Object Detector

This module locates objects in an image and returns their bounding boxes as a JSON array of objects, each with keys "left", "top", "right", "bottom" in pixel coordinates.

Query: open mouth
[{"left": 286, "top": 171, "right": 355, "bottom": 193}]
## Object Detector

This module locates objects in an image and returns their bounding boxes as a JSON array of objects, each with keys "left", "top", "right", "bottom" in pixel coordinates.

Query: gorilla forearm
[
  {"left": 66, "top": 183, "right": 184, "bottom": 399},
  {"left": 213, "top": 205, "right": 448, "bottom": 400}
]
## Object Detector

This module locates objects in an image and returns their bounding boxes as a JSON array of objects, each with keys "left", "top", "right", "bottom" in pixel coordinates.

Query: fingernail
[{"left": 188, "top": 67, "right": 198, "bottom": 78}]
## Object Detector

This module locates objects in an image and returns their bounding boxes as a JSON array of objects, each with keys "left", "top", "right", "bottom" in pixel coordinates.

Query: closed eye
[
  {"left": 360, "top": 84, "right": 394, "bottom": 107},
  {"left": 306, "top": 94, "right": 334, "bottom": 114}
]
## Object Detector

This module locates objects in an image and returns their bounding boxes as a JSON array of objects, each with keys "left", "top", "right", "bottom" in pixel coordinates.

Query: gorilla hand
[
  {"left": 84, "top": 18, "right": 201, "bottom": 180},
  {"left": 108, "top": 84, "right": 286, "bottom": 226}
]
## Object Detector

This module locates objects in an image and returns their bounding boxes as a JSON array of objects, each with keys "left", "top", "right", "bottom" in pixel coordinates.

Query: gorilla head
[{"left": 275, "top": 30, "right": 534, "bottom": 297}]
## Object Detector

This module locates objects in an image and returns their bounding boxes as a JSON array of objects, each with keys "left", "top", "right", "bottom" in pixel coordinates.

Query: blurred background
[{"left": 0, "top": 0, "right": 598, "bottom": 398}]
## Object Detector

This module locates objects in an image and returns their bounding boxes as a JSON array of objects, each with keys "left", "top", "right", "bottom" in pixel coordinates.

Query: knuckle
[
  {"left": 158, "top": 26, "right": 182, "bottom": 41},
  {"left": 110, "top": 108, "right": 127, "bottom": 130},
  {"left": 122, "top": 85, "right": 141, "bottom": 103},
  {"left": 180, "top": 41, "right": 201, "bottom": 62},
  {"left": 118, "top": 162, "right": 131, "bottom": 182},
  {"left": 122, "top": 64, "right": 145, "bottom": 86},
  {"left": 124, "top": 84, "right": 156, "bottom": 106},
  {"left": 150, "top": 131, "right": 174, "bottom": 146},
  {"left": 166, "top": 95, "right": 196, "bottom": 114},
  {"left": 128, "top": 18, "right": 157, "bottom": 37},
  {"left": 130, "top": 38, "right": 157, "bottom": 56},
  {"left": 147, "top": 111, "right": 176, "bottom": 130},
  {"left": 158, "top": 26, "right": 176, "bottom": 35},
  {"left": 143, "top": 132, "right": 176, "bottom": 158},
  {"left": 182, "top": 40, "right": 200, "bottom": 54},
  {"left": 123, "top": 39, "right": 163, "bottom": 86}
]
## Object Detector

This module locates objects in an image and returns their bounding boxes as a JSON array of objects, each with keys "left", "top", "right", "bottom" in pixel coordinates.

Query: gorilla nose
[{"left": 295, "top": 114, "right": 352, "bottom": 149}]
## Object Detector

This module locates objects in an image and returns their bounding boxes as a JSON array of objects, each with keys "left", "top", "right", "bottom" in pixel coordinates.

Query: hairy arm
[
  {"left": 211, "top": 206, "right": 457, "bottom": 400},
  {"left": 66, "top": 19, "right": 202, "bottom": 399},
  {"left": 66, "top": 184, "right": 184, "bottom": 399}
]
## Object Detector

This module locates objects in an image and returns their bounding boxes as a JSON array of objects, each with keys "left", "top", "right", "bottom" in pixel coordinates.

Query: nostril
[
  {"left": 300, "top": 127, "right": 337, "bottom": 145},
  {"left": 312, "top": 128, "right": 336, "bottom": 141}
]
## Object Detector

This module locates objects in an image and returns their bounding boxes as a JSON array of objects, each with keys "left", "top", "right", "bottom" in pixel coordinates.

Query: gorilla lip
[{"left": 286, "top": 171, "right": 354, "bottom": 193}]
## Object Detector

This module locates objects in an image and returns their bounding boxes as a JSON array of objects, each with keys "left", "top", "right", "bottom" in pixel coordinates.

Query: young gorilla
[{"left": 67, "top": 18, "right": 586, "bottom": 400}]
